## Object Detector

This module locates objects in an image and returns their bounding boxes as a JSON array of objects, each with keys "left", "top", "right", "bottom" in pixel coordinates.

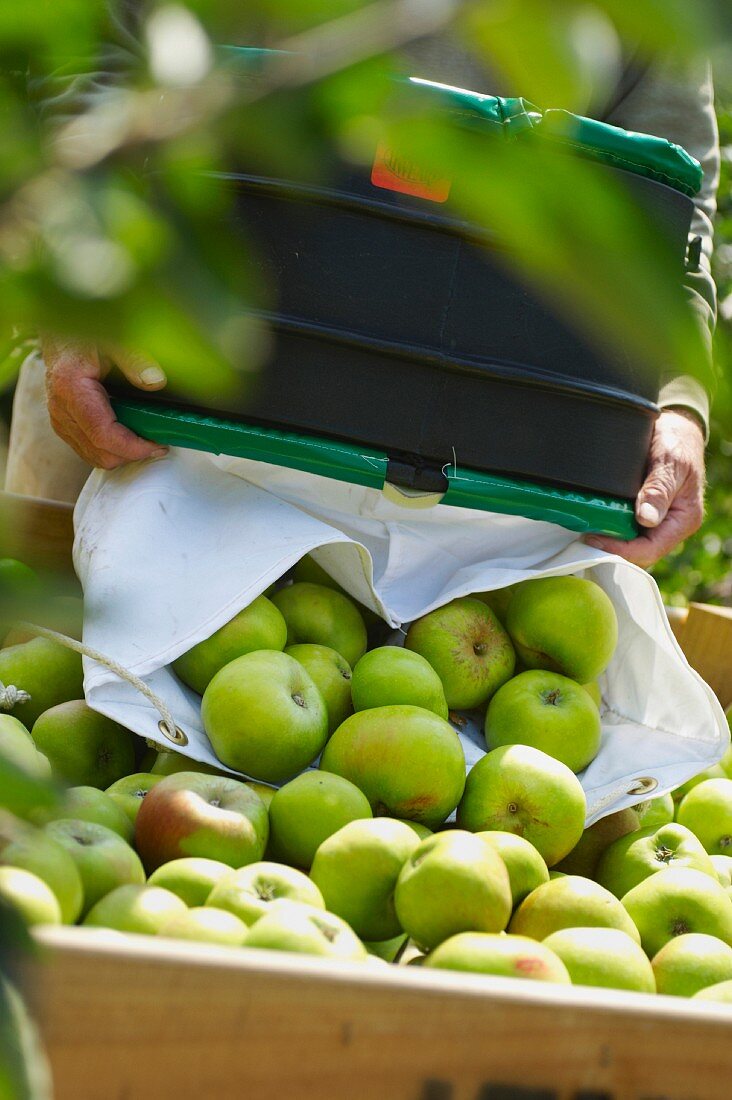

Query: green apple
[
  {"left": 207, "top": 861, "right": 324, "bottom": 926},
  {"left": 555, "top": 809, "right": 641, "bottom": 879},
  {"left": 243, "top": 899, "right": 367, "bottom": 961},
  {"left": 424, "top": 932, "right": 570, "bottom": 984},
  {"left": 582, "top": 682, "right": 601, "bottom": 708},
  {"left": 246, "top": 781, "right": 276, "bottom": 808},
  {"left": 350, "top": 647, "right": 448, "bottom": 719},
  {"left": 310, "top": 818, "right": 420, "bottom": 941},
  {"left": 285, "top": 644, "right": 353, "bottom": 733},
  {"left": 320, "top": 705, "right": 465, "bottom": 828},
  {"left": 0, "top": 812, "right": 83, "bottom": 923},
  {"left": 292, "top": 554, "right": 383, "bottom": 632},
  {"left": 147, "top": 857, "right": 233, "bottom": 906},
  {"left": 39, "top": 786, "right": 134, "bottom": 843},
  {"left": 477, "top": 830, "right": 550, "bottom": 907},
  {"left": 404, "top": 597, "right": 515, "bottom": 709},
  {"left": 394, "top": 831, "right": 512, "bottom": 950},
  {"left": 672, "top": 765, "right": 727, "bottom": 805},
  {"left": 134, "top": 772, "right": 268, "bottom": 872},
  {"left": 0, "top": 637, "right": 84, "bottom": 728},
  {"left": 505, "top": 576, "right": 618, "bottom": 684},
  {"left": 0, "top": 556, "right": 40, "bottom": 613},
  {"left": 635, "top": 793, "right": 675, "bottom": 831},
  {"left": 651, "top": 932, "right": 732, "bottom": 997},
  {"left": 160, "top": 906, "right": 248, "bottom": 946},
  {"left": 621, "top": 868, "right": 732, "bottom": 957},
  {"left": 293, "top": 554, "right": 341, "bottom": 590},
  {"left": 151, "top": 751, "right": 227, "bottom": 777},
  {"left": 484, "top": 670, "right": 601, "bottom": 774},
  {"left": 396, "top": 820, "right": 433, "bottom": 841},
  {"left": 0, "top": 866, "right": 62, "bottom": 926},
  {"left": 271, "top": 583, "right": 367, "bottom": 667},
  {"left": 509, "top": 875, "right": 641, "bottom": 943},
  {"left": 456, "top": 745, "right": 586, "bottom": 867},
  {"left": 677, "top": 779, "right": 732, "bottom": 855},
  {"left": 172, "top": 596, "right": 288, "bottom": 696},
  {"left": 45, "top": 819, "right": 145, "bottom": 916},
  {"left": 84, "top": 884, "right": 187, "bottom": 935},
  {"left": 268, "top": 771, "right": 372, "bottom": 869},
  {"left": 32, "top": 701, "right": 136, "bottom": 788},
  {"left": 201, "top": 650, "right": 328, "bottom": 783},
  {"left": 470, "top": 586, "right": 518, "bottom": 625},
  {"left": 0, "top": 714, "right": 49, "bottom": 781},
  {"left": 596, "top": 823, "right": 718, "bottom": 899},
  {"left": 543, "top": 927, "right": 655, "bottom": 993},
  {"left": 3, "top": 595, "right": 83, "bottom": 647},
  {"left": 364, "top": 934, "right": 408, "bottom": 963},
  {"left": 711, "top": 855, "right": 732, "bottom": 888},
  {"left": 693, "top": 979, "right": 732, "bottom": 1003},
  {"left": 105, "top": 773, "right": 164, "bottom": 824}
]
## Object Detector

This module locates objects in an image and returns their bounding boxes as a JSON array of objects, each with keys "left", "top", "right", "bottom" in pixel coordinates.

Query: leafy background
[{"left": 0, "top": 6, "right": 729, "bottom": 1096}]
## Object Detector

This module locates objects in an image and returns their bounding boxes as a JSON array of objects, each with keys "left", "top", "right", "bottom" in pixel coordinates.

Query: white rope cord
[
  {"left": 0, "top": 683, "right": 31, "bottom": 711},
  {"left": 6, "top": 623, "right": 187, "bottom": 747}
]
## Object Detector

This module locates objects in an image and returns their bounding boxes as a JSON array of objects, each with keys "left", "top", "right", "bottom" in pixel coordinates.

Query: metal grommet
[
  {"left": 158, "top": 719, "right": 188, "bottom": 747},
  {"left": 627, "top": 776, "right": 658, "bottom": 796}
]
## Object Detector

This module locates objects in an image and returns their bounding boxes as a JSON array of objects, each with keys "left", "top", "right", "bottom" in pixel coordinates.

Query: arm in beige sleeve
[{"left": 603, "top": 55, "right": 720, "bottom": 438}]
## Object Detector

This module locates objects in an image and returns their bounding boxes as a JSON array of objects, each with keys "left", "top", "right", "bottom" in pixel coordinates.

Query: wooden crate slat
[
  {"left": 675, "top": 603, "right": 732, "bottom": 710},
  {"left": 28, "top": 928, "right": 732, "bottom": 1100}
]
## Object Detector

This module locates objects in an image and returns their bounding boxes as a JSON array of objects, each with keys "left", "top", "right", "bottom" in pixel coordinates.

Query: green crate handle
[{"left": 112, "top": 399, "right": 638, "bottom": 540}]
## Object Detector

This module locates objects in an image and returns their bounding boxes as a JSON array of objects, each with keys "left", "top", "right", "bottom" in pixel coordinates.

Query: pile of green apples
[{"left": 2, "top": 554, "right": 732, "bottom": 1004}]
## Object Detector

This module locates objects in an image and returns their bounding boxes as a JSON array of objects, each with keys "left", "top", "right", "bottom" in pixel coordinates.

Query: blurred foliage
[
  {"left": 652, "top": 53, "right": 732, "bottom": 607},
  {"left": 0, "top": 0, "right": 728, "bottom": 593}
]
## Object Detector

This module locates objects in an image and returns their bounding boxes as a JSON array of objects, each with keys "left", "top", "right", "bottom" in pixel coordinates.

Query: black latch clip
[{"left": 386, "top": 457, "right": 449, "bottom": 494}]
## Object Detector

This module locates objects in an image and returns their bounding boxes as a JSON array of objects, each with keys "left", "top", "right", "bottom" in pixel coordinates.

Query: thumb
[
  {"left": 635, "top": 461, "right": 679, "bottom": 528},
  {"left": 107, "top": 347, "right": 167, "bottom": 391}
]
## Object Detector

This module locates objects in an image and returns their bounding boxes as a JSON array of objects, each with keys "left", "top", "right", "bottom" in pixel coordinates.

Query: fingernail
[
  {"left": 140, "top": 366, "right": 166, "bottom": 385},
  {"left": 638, "top": 502, "right": 661, "bottom": 526},
  {"left": 151, "top": 447, "right": 168, "bottom": 458}
]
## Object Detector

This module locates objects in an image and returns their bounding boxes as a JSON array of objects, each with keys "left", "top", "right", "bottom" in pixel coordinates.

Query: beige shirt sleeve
[{"left": 603, "top": 56, "right": 720, "bottom": 438}]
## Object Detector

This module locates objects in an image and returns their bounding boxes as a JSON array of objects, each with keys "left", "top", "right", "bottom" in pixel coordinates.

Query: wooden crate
[
  {"left": 667, "top": 603, "right": 732, "bottom": 710},
  {"left": 0, "top": 492, "right": 75, "bottom": 577},
  {"left": 5, "top": 489, "right": 732, "bottom": 1098},
  {"left": 27, "top": 926, "right": 732, "bottom": 1100}
]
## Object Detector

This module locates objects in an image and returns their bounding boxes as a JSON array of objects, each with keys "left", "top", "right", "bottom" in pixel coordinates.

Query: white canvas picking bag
[{"left": 73, "top": 447, "right": 729, "bottom": 826}]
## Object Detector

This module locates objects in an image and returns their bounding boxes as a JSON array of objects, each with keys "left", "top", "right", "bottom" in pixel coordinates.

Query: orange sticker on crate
[{"left": 371, "top": 142, "right": 452, "bottom": 203}]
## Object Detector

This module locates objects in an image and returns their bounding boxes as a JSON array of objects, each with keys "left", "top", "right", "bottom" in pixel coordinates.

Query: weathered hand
[
  {"left": 585, "top": 409, "right": 706, "bottom": 568},
  {"left": 43, "top": 336, "right": 169, "bottom": 470}
]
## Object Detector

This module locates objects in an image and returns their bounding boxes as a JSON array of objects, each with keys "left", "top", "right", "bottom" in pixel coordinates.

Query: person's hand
[
  {"left": 43, "top": 336, "right": 169, "bottom": 470},
  {"left": 585, "top": 408, "right": 706, "bottom": 568}
]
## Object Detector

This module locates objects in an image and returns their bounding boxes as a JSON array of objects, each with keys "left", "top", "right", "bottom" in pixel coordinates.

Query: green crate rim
[{"left": 112, "top": 399, "right": 637, "bottom": 540}]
